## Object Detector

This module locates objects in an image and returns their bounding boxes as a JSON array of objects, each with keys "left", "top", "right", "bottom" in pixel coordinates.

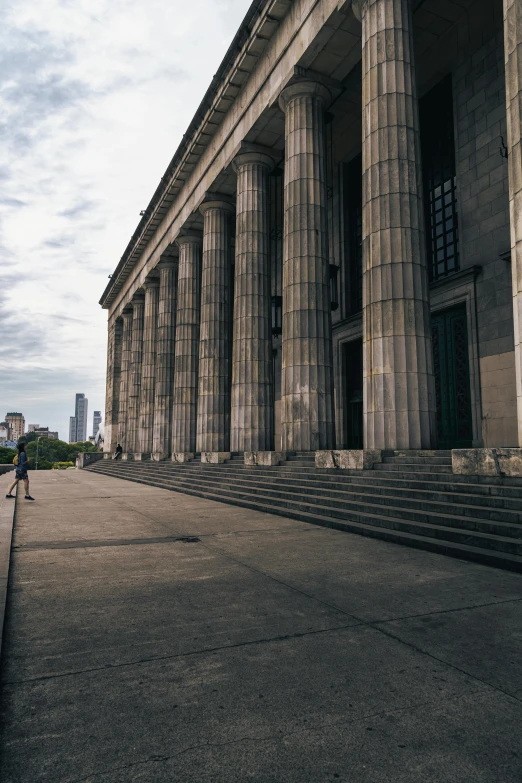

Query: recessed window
[
  {"left": 344, "top": 154, "right": 363, "bottom": 313},
  {"left": 420, "top": 76, "right": 459, "bottom": 281}
]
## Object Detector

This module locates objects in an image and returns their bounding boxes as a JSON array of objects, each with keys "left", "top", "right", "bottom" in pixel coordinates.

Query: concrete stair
[{"left": 86, "top": 451, "right": 522, "bottom": 572}]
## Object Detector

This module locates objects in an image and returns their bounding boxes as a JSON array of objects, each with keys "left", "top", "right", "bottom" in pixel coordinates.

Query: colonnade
[{"left": 104, "top": 0, "right": 522, "bottom": 456}]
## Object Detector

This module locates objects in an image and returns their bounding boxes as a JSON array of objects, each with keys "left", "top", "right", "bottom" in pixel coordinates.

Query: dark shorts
[{"left": 15, "top": 470, "right": 28, "bottom": 481}]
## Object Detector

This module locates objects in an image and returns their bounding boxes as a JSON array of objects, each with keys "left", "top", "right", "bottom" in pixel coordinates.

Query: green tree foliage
[
  {"left": 19, "top": 431, "right": 38, "bottom": 445},
  {"left": 25, "top": 439, "right": 99, "bottom": 470},
  {"left": 0, "top": 446, "right": 17, "bottom": 465}
]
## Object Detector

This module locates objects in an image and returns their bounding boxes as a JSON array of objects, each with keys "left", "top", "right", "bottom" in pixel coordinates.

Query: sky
[{"left": 0, "top": 0, "right": 250, "bottom": 441}]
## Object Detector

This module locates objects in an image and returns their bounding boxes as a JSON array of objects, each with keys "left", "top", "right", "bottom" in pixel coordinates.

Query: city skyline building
[
  {"left": 69, "top": 394, "right": 88, "bottom": 443},
  {"left": 32, "top": 427, "right": 59, "bottom": 440},
  {"left": 5, "top": 412, "right": 25, "bottom": 442}
]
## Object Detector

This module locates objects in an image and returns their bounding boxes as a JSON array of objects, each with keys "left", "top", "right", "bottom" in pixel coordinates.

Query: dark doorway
[
  {"left": 342, "top": 340, "right": 363, "bottom": 449},
  {"left": 431, "top": 305, "right": 473, "bottom": 449}
]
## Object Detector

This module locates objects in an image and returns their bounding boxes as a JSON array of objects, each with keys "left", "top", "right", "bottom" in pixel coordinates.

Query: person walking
[
  {"left": 6, "top": 442, "right": 34, "bottom": 500},
  {"left": 113, "top": 444, "right": 123, "bottom": 460}
]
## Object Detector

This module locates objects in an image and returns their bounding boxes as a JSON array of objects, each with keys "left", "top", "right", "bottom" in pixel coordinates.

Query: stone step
[
  {"left": 152, "top": 469, "right": 522, "bottom": 524},
  {"left": 92, "top": 465, "right": 522, "bottom": 537},
  {"left": 390, "top": 450, "right": 452, "bottom": 458},
  {"left": 148, "top": 467, "right": 522, "bottom": 512},
  {"left": 86, "top": 463, "right": 522, "bottom": 572},
  {"left": 91, "top": 459, "right": 522, "bottom": 501},
  {"left": 382, "top": 456, "right": 452, "bottom": 466},
  {"left": 376, "top": 462, "right": 454, "bottom": 473}
]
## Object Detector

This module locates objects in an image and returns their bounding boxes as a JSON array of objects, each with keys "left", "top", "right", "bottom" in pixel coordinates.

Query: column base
[
  {"left": 201, "top": 452, "right": 231, "bottom": 464},
  {"left": 172, "top": 452, "right": 195, "bottom": 463},
  {"left": 121, "top": 453, "right": 134, "bottom": 461},
  {"left": 133, "top": 453, "right": 151, "bottom": 461},
  {"left": 452, "top": 448, "right": 522, "bottom": 476},
  {"left": 244, "top": 451, "right": 287, "bottom": 467},
  {"left": 315, "top": 450, "right": 383, "bottom": 470},
  {"left": 152, "top": 452, "right": 170, "bottom": 462}
]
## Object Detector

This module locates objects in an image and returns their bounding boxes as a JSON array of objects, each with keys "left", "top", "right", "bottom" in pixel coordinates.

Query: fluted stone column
[
  {"left": 117, "top": 308, "right": 133, "bottom": 451},
  {"left": 172, "top": 233, "right": 202, "bottom": 455},
  {"left": 504, "top": 0, "right": 522, "bottom": 446},
  {"left": 137, "top": 277, "right": 160, "bottom": 458},
  {"left": 197, "top": 197, "right": 235, "bottom": 453},
  {"left": 152, "top": 255, "right": 179, "bottom": 460},
  {"left": 126, "top": 292, "right": 145, "bottom": 455},
  {"left": 231, "top": 151, "right": 274, "bottom": 452},
  {"left": 354, "top": 0, "right": 436, "bottom": 450},
  {"left": 104, "top": 317, "right": 123, "bottom": 453},
  {"left": 278, "top": 80, "right": 335, "bottom": 452}
]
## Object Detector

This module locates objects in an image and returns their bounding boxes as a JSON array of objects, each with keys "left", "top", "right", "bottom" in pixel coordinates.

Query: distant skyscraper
[
  {"left": 69, "top": 417, "right": 77, "bottom": 443},
  {"left": 69, "top": 394, "right": 88, "bottom": 442},
  {"left": 5, "top": 412, "right": 25, "bottom": 441},
  {"left": 92, "top": 411, "right": 102, "bottom": 438}
]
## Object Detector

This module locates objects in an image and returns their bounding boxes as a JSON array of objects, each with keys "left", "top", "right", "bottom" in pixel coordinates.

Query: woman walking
[{"left": 6, "top": 442, "right": 34, "bottom": 500}]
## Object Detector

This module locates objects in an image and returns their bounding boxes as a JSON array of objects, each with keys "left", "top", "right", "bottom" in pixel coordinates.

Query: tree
[
  {"left": 19, "top": 432, "right": 38, "bottom": 445},
  {"left": 25, "top": 438, "right": 99, "bottom": 470},
  {"left": 0, "top": 446, "right": 16, "bottom": 465}
]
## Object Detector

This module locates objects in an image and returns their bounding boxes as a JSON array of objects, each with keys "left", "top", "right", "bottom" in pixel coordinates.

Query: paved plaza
[{"left": 1, "top": 470, "right": 522, "bottom": 782}]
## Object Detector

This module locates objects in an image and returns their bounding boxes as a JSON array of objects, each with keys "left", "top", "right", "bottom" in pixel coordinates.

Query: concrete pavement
[{"left": 1, "top": 470, "right": 522, "bottom": 782}]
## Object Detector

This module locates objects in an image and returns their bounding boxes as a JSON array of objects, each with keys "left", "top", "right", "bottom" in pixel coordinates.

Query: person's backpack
[{"left": 13, "top": 453, "right": 18, "bottom": 466}]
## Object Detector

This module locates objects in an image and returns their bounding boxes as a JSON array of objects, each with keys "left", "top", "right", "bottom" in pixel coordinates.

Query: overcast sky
[{"left": 0, "top": 0, "right": 249, "bottom": 441}]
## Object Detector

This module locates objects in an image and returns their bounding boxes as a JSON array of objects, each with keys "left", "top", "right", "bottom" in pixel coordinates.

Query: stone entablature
[{"left": 102, "top": 0, "right": 358, "bottom": 319}]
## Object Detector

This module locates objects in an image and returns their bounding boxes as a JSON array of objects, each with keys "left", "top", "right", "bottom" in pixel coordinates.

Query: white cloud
[{"left": 0, "top": 0, "right": 249, "bottom": 439}]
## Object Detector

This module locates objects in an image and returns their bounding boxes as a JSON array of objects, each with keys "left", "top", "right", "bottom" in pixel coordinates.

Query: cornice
[{"left": 100, "top": 0, "right": 292, "bottom": 311}]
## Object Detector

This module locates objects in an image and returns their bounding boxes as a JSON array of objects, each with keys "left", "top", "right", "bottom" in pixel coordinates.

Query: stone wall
[{"left": 453, "top": 27, "right": 516, "bottom": 446}]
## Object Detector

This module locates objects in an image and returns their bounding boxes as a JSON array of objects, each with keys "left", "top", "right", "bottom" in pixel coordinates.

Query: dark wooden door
[
  {"left": 342, "top": 340, "right": 363, "bottom": 449},
  {"left": 431, "top": 306, "right": 473, "bottom": 449}
]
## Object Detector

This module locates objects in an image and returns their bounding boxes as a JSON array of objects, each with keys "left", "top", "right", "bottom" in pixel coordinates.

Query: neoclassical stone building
[{"left": 101, "top": 0, "right": 522, "bottom": 462}]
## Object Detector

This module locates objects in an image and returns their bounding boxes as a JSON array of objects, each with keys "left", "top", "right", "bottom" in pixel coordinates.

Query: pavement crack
[
  {"left": 372, "top": 595, "right": 522, "bottom": 624},
  {"left": 196, "top": 540, "right": 522, "bottom": 704},
  {"left": 3, "top": 622, "right": 360, "bottom": 686},
  {"left": 373, "top": 623, "right": 522, "bottom": 705},
  {"left": 67, "top": 693, "right": 475, "bottom": 782}
]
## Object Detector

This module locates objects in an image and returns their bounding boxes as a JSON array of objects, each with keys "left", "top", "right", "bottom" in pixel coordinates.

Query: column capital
[
  {"left": 199, "top": 193, "right": 235, "bottom": 216},
  {"left": 156, "top": 250, "right": 178, "bottom": 271},
  {"left": 232, "top": 143, "right": 278, "bottom": 174},
  {"left": 143, "top": 275, "right": 160, "bottom": 290},
  {"left": 131, "top": 291, "right": 145, "bottom": 305},
  {"left": 175, "top": 230, "right": 203, "bottom": 248},
  {"left": 121, "top": 306, "right": 133, "bottom": 320},
  {"left": 278, "top": 79, "right": 332, "bottom": 112},
  {"left": 156, "top": 257, "right": 178, "bottom": 271}
]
